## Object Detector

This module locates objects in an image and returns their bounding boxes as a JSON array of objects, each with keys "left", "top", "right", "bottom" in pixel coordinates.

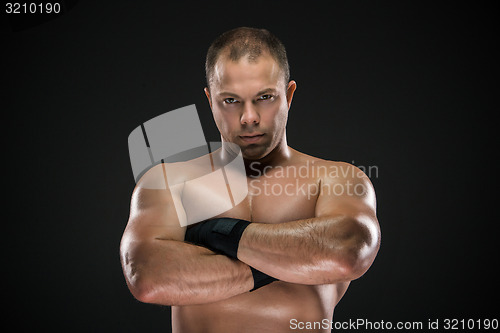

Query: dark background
[{"left": 3, "top": 0, "right": 497, "bottom": 331}]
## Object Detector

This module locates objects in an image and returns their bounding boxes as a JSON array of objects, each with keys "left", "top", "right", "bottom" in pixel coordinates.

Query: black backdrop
[{"left": 3, "top": 1, "right": 497, "bottom": 331}]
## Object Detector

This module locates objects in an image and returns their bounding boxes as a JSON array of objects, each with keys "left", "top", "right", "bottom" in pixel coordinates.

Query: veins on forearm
[{"left": 237, "top": 215, "right": 367, "bottom": 283}]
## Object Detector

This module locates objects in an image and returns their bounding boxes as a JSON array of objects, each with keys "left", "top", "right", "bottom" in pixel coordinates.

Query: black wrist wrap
[
  {"left": 185, "top": 218, "right": 279, "bottom": 291},
  {"left": 250, "top": 267, "right": 277, "bottom": 291},
  {"left": 184, "top": 217, "right": 251, "bottom": 259}
]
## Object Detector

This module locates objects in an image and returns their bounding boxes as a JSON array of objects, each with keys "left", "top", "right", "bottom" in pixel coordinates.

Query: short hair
[{"left": 205, "top": 27, "right": 290, "bottom": 90}]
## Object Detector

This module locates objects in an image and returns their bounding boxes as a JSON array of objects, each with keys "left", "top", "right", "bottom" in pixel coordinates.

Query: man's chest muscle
[{"left": 220, "top": 175, "right": 320, "bottom": 224}]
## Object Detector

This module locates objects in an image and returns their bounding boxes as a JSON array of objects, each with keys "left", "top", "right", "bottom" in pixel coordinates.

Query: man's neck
[
  {"left": 242, "top": 136, "right": 291, "bottom": 176},
  {"left": 217, "top": 133, "right": 292, "bottom": 177}
]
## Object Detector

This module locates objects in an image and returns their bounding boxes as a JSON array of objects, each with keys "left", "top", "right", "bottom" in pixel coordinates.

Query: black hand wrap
[
  {"left": 185, "top": 217, "right": 277, "bottom": 291},
  {"left": 184, "top": 217, "right": 250, "bottom": 259},
  {"left": 250, "top": 266, "right": 277, "bottom": 291}
]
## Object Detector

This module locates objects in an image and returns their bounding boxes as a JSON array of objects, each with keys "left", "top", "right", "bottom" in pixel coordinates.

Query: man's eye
[
  {"left": 258, "top": 94, "right": 274, "bottom": 101},
  {"left": 223, "top": 98, "right": 238, "bottom": 104}
]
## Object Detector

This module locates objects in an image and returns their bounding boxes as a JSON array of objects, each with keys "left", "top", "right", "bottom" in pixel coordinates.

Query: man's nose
[{"left": 240, "top": 104, "right": 260, "bottom": 125}]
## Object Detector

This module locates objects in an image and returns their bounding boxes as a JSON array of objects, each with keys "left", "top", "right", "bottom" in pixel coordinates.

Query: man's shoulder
[
  {"left": 293, "top": 151, "right": 377, "bottom": 205},
  {"left": 136, "top": 149, "right": 229, "bottom": 190},
  {"left": 292, "top": 149, "right": 364, "bottom": 177}
]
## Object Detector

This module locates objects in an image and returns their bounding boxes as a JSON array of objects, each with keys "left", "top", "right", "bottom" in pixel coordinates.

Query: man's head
[
  {"left": 205, "top": 27, "right": 290, "bottom": 90},
  {"left": 204, "top": 27, "right": 296, "bottom": 160}
]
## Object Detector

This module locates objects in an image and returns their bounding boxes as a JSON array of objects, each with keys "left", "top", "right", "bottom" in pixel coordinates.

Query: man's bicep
[
  {"left": 315, "top": 163, "right": 377, "bottom": 219},
  {"left": 125, "top": 165, "right": 187, "bottom": 242}
]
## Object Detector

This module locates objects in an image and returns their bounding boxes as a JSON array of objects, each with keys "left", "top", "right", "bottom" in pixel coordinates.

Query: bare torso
[{"left": 172, "top": 149, "right": 350, "bottom": 333}]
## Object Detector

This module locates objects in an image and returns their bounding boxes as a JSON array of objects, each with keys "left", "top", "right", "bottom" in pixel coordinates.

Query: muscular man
[{"left": 120, "top": 27, "right": 381, "bottom": 332}]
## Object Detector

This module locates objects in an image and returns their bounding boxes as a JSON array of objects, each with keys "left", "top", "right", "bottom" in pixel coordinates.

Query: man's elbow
[
  {"left": 122, "top": 258, "right": 179, "bottom": 305},
  {"left": 126, "top": 276, "right": 155, "bottom": 304},
  {"left": 121, "top": 252, "right": 155, "bottom": 304},
  {"left": 330, "top": 219, "right": 381, "bottom": 282},
  {"left": 120, "top": 240, "right": 176, "bottom": 305},
  {"left": 130, "top": 282, "right": 178, "bottom": 306},
  {"left": 349, "top": 236, "right": 380, "bottom": 281},
  {"left": 343, "top": 245, "right": 379, "bottom": 281}
]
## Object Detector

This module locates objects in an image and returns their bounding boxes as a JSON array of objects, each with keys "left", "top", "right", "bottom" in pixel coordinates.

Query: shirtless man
[{"left": 120, "top": 27, "right": 381, "bottom": 332}]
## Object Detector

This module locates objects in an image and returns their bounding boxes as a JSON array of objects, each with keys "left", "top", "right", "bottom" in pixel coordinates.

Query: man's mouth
[{"left": 239, "top": 133, "right": 265, "bottom": 143}]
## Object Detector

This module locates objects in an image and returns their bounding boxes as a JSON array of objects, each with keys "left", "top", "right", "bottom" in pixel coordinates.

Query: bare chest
[{"left": 217, "top": 173, "right": 321, "bottom": 224}]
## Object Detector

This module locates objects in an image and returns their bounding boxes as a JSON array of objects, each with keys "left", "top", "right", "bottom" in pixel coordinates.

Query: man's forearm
[
  {"left": 237, "top": 215, "right": 374, "bottom": 284},
  {"left": 123, "top": 238, "right": 253, "bottom": 306}
]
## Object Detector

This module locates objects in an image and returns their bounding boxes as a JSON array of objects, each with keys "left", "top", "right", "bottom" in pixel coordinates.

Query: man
[{"left": 120, "top": 27, "right": 380, "bottom": 332}]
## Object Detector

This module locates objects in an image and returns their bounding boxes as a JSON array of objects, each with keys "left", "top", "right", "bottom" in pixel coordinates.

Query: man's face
[{"left": 205, "top": 52, "right": 295, "bottom": 160}]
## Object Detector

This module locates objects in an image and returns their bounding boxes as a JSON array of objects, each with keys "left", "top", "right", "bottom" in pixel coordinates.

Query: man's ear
[
  {"left": 204, "top": 87, "right": 212, "bottom": 109},
  {"left": 286, "top": 80, "right": 297, "bottom": 110}
]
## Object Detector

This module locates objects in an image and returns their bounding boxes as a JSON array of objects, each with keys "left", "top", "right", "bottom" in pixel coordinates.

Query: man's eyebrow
[
  {"left": 255, "top": 88, "right": 277, "bottom": 96},
  {"left": 216, "top": 88, "right": 277, "bottom": 98},
  {"left": 217, "top": 91, "right": 241, "bottom": 98}
]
